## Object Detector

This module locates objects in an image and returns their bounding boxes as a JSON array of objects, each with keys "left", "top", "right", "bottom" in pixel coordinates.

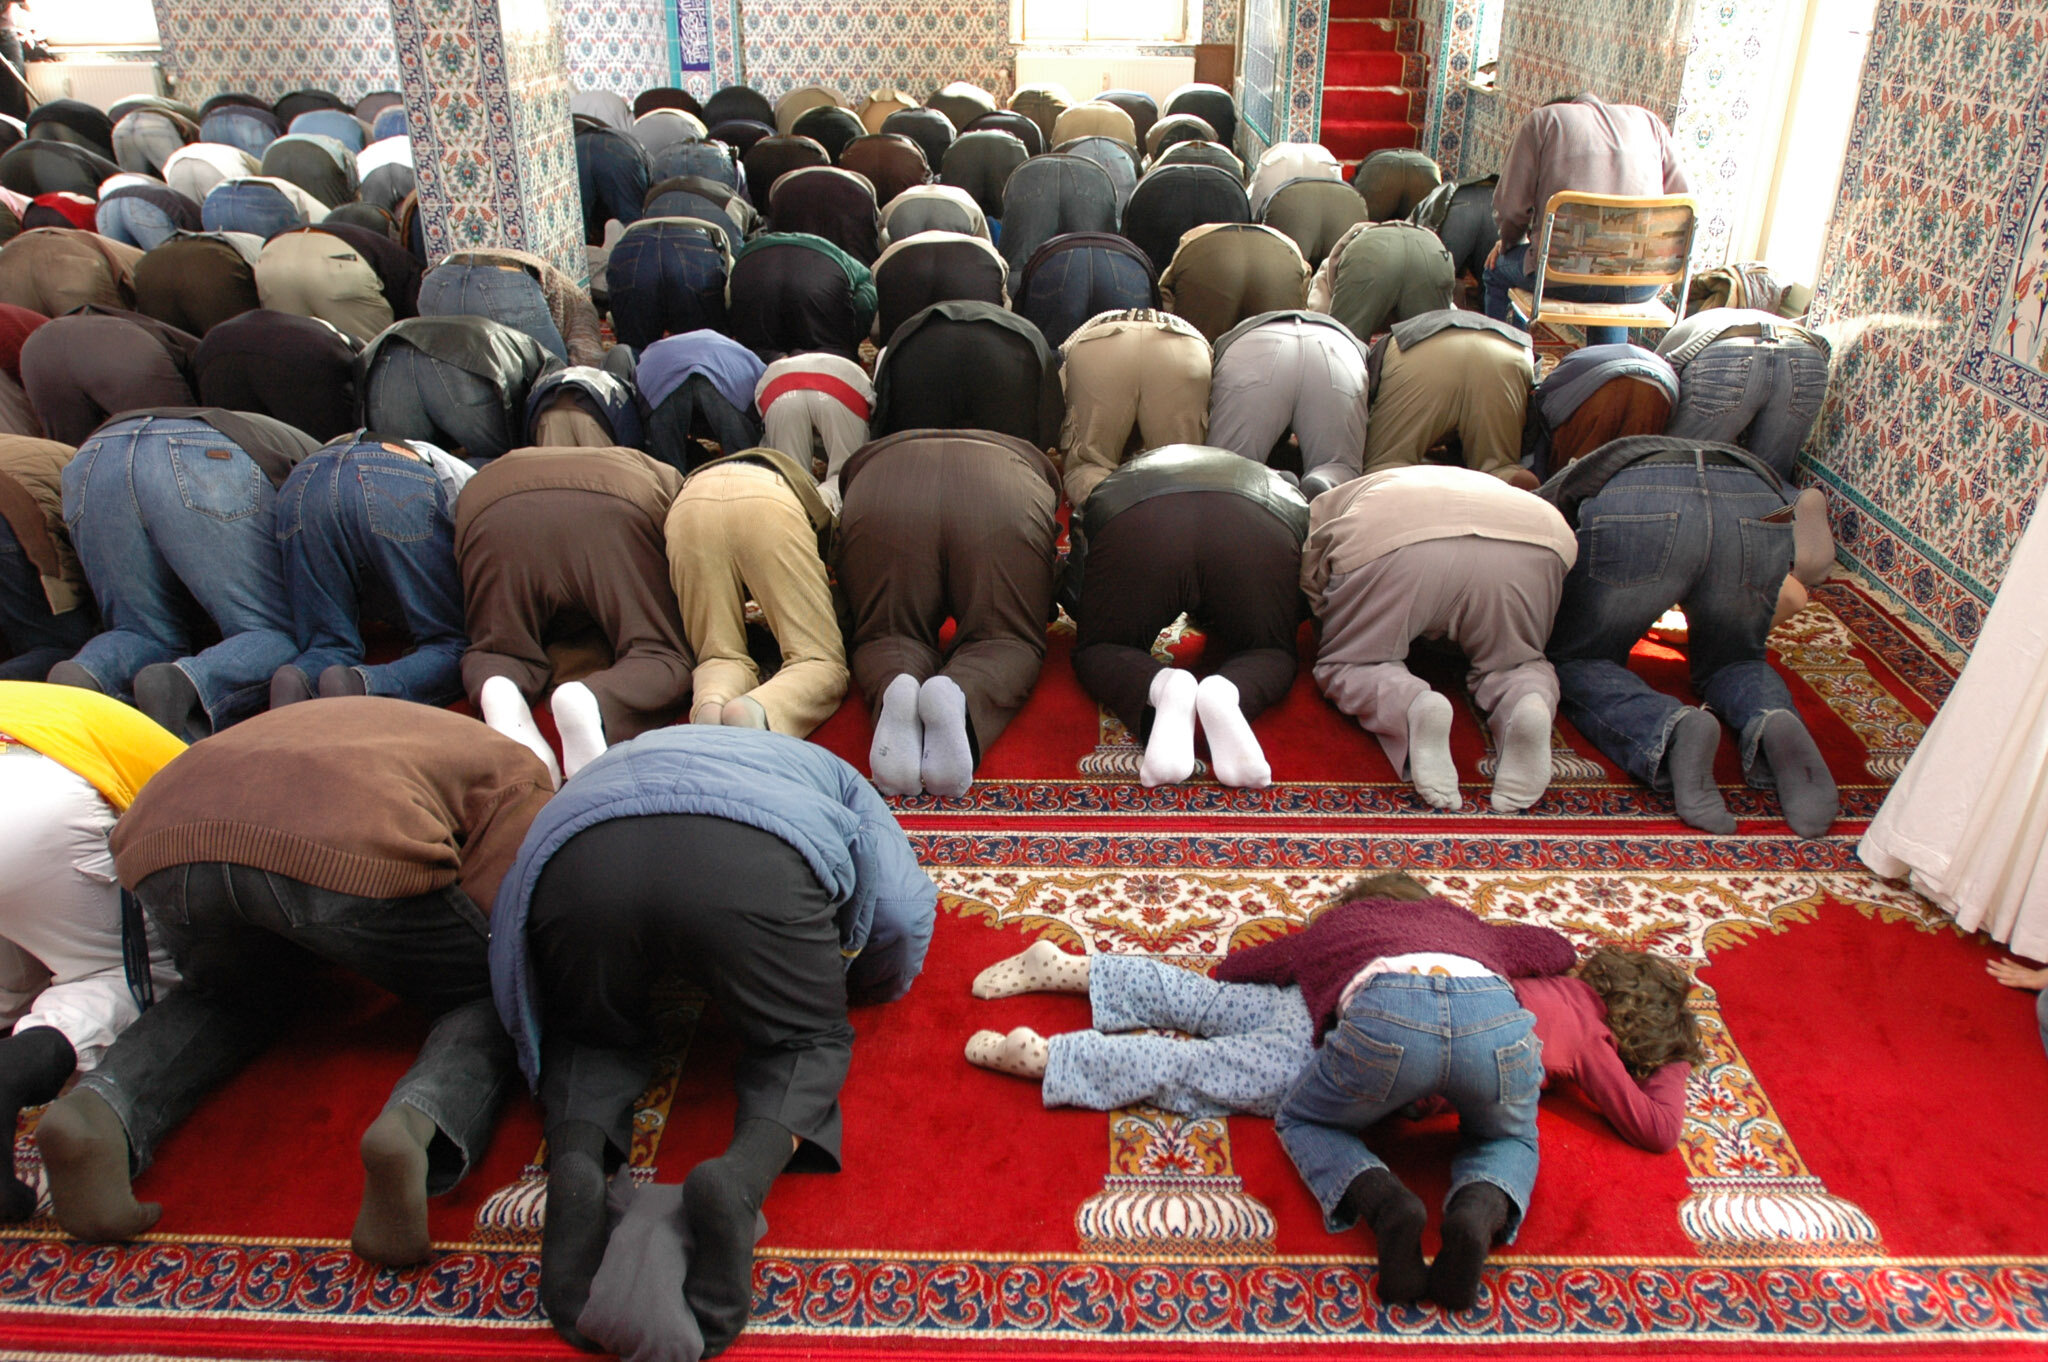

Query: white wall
[{"left": 37, "top": 0, "right": 162, "bottom": 47}]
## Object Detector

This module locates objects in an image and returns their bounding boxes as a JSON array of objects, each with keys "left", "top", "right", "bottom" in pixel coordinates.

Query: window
[
  {"left": 36, "top": 0, "right": 160, "bottom": 48},
  {"left": 1471, "top": 0, "right": 1505, "bottom": 88},
  {"left": 1017, "top": 0, "right": 1193, "bottom": 45},
  {"left": 1754, "top": 0, "right": 1880, "bottom": 284}
]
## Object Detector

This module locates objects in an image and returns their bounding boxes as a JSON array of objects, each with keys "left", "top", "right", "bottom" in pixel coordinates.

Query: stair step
[
  {"left": 1323, "top": 20, "right": 1400, "bottom": 53},
  {"left": 1321, "top": 86, "right": 1416, "bottom": 122},
  {"left": 1323, "top": 49, "right": 1408, "bottom": 85},
  {"left": 1319, "top": 116, "right": 1421, "bottom": 161}
]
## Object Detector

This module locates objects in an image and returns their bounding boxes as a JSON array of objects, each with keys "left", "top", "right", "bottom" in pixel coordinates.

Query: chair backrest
[{"left": 1533, "top": 191, "right": 1697, "bottom": 293}]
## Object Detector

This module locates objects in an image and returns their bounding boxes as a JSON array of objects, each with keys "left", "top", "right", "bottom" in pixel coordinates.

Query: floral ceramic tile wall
[
  {"left": 558, "top": 0, "right": 673, "bottom": 95},
  {"left": 154, "top": 0, "right": 402, "bottom": 102},
  {"left": 1806, "top": 0, "right": 2048, "bottom": 650}
]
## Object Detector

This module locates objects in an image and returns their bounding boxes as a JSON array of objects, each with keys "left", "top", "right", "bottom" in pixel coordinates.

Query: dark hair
[
  {"left": 1330, "top": 871, "right": 1437, "bottom": 905},
  {"left": 1575, "top": 947, "right": 1703, "bottom": 1078}
]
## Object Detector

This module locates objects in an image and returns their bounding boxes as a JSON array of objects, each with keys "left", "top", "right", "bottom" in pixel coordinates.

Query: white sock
[
  {"left": 1405, "top": 690, "right": 1459, "bottom": 809},
  {"left": 1195, "top": 674, "right": 1271, "bottom": 789},
  {"left": 1490, "top": 692, "right": 1554, "bottom": 812},
  {"left": 550, "top": 682, "right": 607, "bottom": 780},
  {"left": 870, "top": 674, "right": 923, "bottom": 796},
  {"left": 1140, "top": 668, "right": 1198, "bottom": 787},
  {"left": 917, "top": 675, "right": 975, "bottom": 798},
  {"left": 479, "top": 675, "right": 561, "bottom": 789},
  {"left": 964, "top": 1027, "right": 1050, "bottom": 1079},
  {"left": 972, "top": 940, "right": 1091, "bottom": 999}
]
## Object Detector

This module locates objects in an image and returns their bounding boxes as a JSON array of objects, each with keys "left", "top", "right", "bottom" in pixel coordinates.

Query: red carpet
[{"left": 7, "top": 574, "right": 2046, "bottom": 1359}]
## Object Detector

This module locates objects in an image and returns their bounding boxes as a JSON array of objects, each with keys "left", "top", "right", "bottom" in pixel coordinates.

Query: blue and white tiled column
[{"left": 388, "top": 0, "right": 586, "bottom": 282}]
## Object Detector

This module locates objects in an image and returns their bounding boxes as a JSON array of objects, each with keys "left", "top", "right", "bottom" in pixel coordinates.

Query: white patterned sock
[
  {"left": 965, "top": 1028, "right": 1050, "bottom": 1079},
  {"left": 972, "top": 940, "right": 1091, "bottom": 999}
]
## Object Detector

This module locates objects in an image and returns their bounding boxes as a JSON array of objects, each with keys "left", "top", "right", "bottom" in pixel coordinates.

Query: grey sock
[
  {"left": 1759, "top": 712, "right": 1838, "bottom": 838},
  {"left": 720, "top": 695, "right": 769, "bottom": 730},
  {"left": 870, "top": 674, "right": 923, "bottom": 796},
  {"left": 134, "top": 663, "right": 208, "bottom": 742},
  {"left": 1664, "top": 708, "right": 1734, "bottom": 834},
  {"left": 269, "top": 666, "right": 315, "bottom": 709},
  {"left": 917, "top": 675, "right": 974, "bottom": 798}
]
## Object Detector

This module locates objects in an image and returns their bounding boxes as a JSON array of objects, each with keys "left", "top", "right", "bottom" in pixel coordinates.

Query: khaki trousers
[
  {"left": 253, "top": 230, "right": 395, "bottom": 345},
  {"left": 1058, "top": 319, "right": 1211, "bottom": 510},
  {"left": 665, "top": 463, "right": 847, "bottom": 737},
  {"left": 1362, "top": 330, "right": 1534, "bottom": 480}
]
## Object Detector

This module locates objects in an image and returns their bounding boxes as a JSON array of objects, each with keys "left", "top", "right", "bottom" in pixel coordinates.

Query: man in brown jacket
[
  {"left": 456, "top": 445, "right": 693, "bottom": 784},
  {"left": 35, "top": 699, "right": 555, "bottom": 1268},
  {"left": 0, "top": 435, "right": 94, "bottom": 679}
]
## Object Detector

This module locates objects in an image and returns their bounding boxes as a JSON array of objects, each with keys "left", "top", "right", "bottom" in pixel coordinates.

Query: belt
[{"left": 1633, "top": 448, "right": 1748, "bottom": 469}]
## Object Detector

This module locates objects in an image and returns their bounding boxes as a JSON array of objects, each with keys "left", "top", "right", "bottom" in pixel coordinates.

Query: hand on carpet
[
  {"left": 965, "top": 1027, "right": 1050, "bottom": 1079},
  {"left": 1989, "top": 958, "right": 2048, "bottom": 991},
  {"left": 972, "top": 940, "right": 1089, "bottom": 998}
]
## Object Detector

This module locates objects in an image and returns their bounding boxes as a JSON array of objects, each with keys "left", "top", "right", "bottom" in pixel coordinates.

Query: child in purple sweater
[{"left": 966, "top": 874, "right": 1701, "bottom": 1313}]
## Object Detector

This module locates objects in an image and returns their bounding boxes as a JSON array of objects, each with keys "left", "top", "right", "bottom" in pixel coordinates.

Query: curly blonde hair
[{"left": 1575, "top": 947, "right": 1704, "bottom": 1078}]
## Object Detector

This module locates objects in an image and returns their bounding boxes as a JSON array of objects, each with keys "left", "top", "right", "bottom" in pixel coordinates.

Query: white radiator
[
  {"left": 1013, "top": 54, "right": 1195, "bottom": 103},
  {"left": 29, "top": 60, "right": 163, "bottom": 110}
]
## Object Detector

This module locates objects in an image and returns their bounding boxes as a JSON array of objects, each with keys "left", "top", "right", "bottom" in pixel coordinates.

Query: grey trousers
[
  {"left": 1207, "top": 315, "right": 1369, "bottom": 495},
  {"left": 1312, "top": 536, "right": 1562, "bottom": 774}
]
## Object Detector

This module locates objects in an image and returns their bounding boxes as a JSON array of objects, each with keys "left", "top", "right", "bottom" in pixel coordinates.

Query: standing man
[{"left": 1483, "top": 94, "right": 1689, "bottom": 345}]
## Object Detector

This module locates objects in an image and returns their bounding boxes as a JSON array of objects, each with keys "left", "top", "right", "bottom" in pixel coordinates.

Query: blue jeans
[
  {"left": 1547, "top": 458, "right": 1797, "bottom": 789},
  {"left": 576, "top": 129, "right": 649, "bottom": 245},
  {"left": 607, "top": 221, "right": 732, "bottom": 350},
  {"left": 199, "top": 181, "right": 305, "bottom": 240},
  {"left": 1276, "top": 975, "right": 1540, "bottom": 1237},
  {"left": 0, "top": 518, "right": 96, "bottom": 680},
  {"left": 1485, "top": 242, "right": 1657, "bottom": 346},
  {"left": 60, "top": 415, "right": 298, "bottom": 729},
  {"left": 276, "top": 441, "right": 467, "bottom": 706},
  {"left": 198, "top": 108, "right": 278, "bottom": 158},
  {"left": 1665, "top": 337, "right": 1830, "bottom": 479},
  {"left": 80, "top": 863, "right": 513, "bottom": 1183},
  {"left": 418, "top": 264, "right": 569, "bottom": 362},
  {"left": 94, "top": 194, "right": 184, "bottom": 251}
]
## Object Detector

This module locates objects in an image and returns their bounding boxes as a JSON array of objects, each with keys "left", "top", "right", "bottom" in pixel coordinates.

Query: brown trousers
[
  {"left": 837, "top": 439, "right": 1058, "bottom": 755},
  {"left": 459, "top": 488, "right": 693, "bottom": 741}
]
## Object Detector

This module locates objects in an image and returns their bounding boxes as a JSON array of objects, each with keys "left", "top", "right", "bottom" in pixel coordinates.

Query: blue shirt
[{"left": 635, "top": 329, "right": 766, "bottom": 412}]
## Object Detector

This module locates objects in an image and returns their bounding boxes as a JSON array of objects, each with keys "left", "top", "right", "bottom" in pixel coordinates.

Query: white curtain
[{"left": 1861, "top": 485, "right": 2048, "bottom": 960}]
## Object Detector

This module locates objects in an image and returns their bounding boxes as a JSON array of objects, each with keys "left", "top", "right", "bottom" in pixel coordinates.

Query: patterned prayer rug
[{"left": 8, "top": 572, "right": 2046, "bottom": 1361}]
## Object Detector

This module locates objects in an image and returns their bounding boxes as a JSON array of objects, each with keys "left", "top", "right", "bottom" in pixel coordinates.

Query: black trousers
[
  {"left": 1072, "top": 491, "right": 1302, "bottom": 737},
  {"left": 646, "top": 373, "right": 764, "bottom": 475},
  {"left": 529, "top": 814, "right": 852, "bottom": 1171}
]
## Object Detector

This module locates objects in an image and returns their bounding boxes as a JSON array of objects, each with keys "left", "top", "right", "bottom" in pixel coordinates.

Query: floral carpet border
[
  {"left": 3, "top": 1239, "right": 2047, "bottom": 1346},
  {"left": 907, "top": 832, "right": 1869, "bottom": 874}
]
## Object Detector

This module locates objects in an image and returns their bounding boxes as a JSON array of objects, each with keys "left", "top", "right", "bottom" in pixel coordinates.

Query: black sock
[
  {"left": 0, "top": 1027, "right": 75, "bottom": 1222},
  {"left": 1338, "top": 1166, "right": 1428, "bottom": 1307},
  {"left": 1428, "top": 1182, "right": 1512, "bottom": 1312},
  {"left": 541, "top": 1120, "right": 613, "bottom": 1349},
  {"left": 685, "top": 1117, "right": 796, "bottom": 1356}
]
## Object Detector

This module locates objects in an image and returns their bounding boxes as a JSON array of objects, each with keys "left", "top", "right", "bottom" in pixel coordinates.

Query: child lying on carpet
[{"left": 966, "top": 873, "right": 1701, "bottom": 1310}]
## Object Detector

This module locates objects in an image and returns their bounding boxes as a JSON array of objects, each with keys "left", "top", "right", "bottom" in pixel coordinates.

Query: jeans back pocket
[
  {"left": 1494, "top": 1029, "right": 1541, "bottom": 1104},
  {"left": 1324, "top": 1019, "right": 1406, "bottom": 1104},
  {"left": 166, "top": 437, "right": 265, "bottom": 522},
  {"left": 1585, "top": 511, "right": 1682, "bottom": 589},
  {"left": 360, "top": 461, "right": 444, "bottom": 544},
  {"left": 1738, "top": 514, "right": 1795, "bottom": 597}
]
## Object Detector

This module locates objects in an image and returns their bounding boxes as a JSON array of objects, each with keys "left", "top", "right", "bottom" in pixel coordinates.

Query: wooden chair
[{"left": 1509, "top": 191, "right": 1698, "bottom": 338}]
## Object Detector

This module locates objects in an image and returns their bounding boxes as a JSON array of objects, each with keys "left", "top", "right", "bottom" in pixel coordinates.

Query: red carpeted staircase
[{"left": 1322, "top": 0, "right": 1425, "bottom": 171}]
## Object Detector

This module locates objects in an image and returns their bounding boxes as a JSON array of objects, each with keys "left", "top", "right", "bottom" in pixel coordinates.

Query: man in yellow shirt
[{"left": 0, "top": 680, "right": 182, "bottom": 1220}]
